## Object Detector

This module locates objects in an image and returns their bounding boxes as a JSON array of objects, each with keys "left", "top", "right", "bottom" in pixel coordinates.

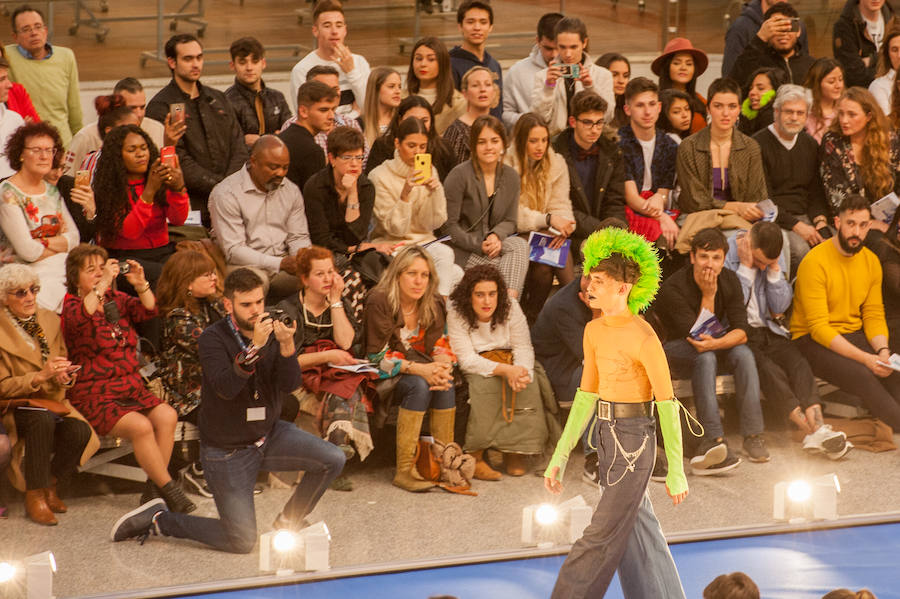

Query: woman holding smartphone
[
  {"left": 369, "top": 116, "right": 463, "bottom": 297},
  {"left": 92, "top": 124, "right": 189, "bottom": 289}
]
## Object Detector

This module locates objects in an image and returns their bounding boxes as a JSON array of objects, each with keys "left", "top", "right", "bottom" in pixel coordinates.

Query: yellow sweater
[
  {"left": 581, "top": 312, "right": 674, "bottom": 403},
  {"left": 790, "top": 239, "right": 888, "bottom": 346}
]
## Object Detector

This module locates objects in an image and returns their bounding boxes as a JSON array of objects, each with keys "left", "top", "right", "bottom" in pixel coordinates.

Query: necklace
[{"left": 402, "top": 303, "right": 417, "bottom": 316}]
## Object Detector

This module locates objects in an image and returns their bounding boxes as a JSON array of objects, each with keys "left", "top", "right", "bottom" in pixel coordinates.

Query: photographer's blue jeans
[
  {"left": 395, "top": 374, "right": 455, "bottom": 412},
  {"left": 663, "top": 340, "right": 763, "bottom": 441},
  {"left": 158, "top": 420, "right": 345, "bottom": 553}
]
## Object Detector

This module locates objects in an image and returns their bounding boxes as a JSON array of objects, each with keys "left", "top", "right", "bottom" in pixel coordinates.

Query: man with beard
[
  {"left": 110, "top": 267, "right": 346, "bottom": 551},
  {"left": 210, "top": 135, "right": 311, "bottom": 303},
  {"left": 753, "top": 84, "right": 830, "bottom": 274},
  {"left": 147, "top": 34, "right": 248, "bottom": 227},
  {"left": 792, "top": 194, "right": 900, "bottom": 429},
  {"left": 728, "top": 2, "right": 817, "bottom": 91}
]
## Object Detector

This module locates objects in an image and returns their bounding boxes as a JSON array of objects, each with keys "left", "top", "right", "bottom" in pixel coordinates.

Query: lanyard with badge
[{"left": 227, "top": 316, "right": 267, "bottom": 423}]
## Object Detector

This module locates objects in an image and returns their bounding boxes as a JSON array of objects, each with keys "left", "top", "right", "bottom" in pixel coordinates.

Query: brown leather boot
[
  {"left": 470, "top": 449, "right": 502, "bottom": 481},
  {"left": 429, "top": 407, "right": 455, "bottom": 445},
  {"left": 393, "top": 408, "right": 435, "bottom": 492},
  {"left": 26, "top": 489, "right": 58, "bottom": 526},
  {"left": 504, "top": 452, "right": 528, "bottom": 476},
  {"left": 44, "top": 483, "right": 68, "bottom": 513}
]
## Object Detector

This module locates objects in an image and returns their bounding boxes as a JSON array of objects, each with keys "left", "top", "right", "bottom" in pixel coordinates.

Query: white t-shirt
[
  {"left": 637, "top": 136, "right": 656, "bottom": 192},
  {"left": 866, "top": 12, "right": 885, "bottom": 51}
]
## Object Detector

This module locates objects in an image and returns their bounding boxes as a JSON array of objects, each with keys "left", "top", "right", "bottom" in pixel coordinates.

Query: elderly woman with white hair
[
  {"left": 751, "top": 83, "right": 830, "bottom": 274},
  {"left": 0, "top": 263, "right": 98, "bottom": 525}
]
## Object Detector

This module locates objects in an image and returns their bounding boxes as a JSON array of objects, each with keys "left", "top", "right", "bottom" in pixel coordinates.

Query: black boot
[
  {"left": 139, "top": 479, "right": 162, "bottom": 505},
  {"left": 159, "top": 479, "right": 196, "bottom": 514}
]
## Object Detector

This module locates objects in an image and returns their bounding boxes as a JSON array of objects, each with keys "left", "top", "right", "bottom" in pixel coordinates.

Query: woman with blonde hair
[
  {"left": 442, "top": 66, "right": 499, "bottom": 165},
  {"left": 364, "top": 245, "right": 456, "bottom": 492},
  {"left": 505, "top": 112, "right": 574, "bottom": 322},
  {"left": 804, "top": 58, "right": 845, "bottom": 143},
  {"left": 405, "top": 37, "right": 465, "bottom": 134},
  {"left": 820, "top": 87, "right": 900, "bottom": 232},
  {"left": 361, "top": 67, "right": 402, "bottom": 149}
]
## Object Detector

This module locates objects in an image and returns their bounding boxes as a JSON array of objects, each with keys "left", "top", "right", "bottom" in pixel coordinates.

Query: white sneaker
[{"left": 802, "top": 424, "right": 847, "bottom": 454}]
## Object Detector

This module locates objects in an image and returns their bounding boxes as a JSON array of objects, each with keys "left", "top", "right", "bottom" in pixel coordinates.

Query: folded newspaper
[{"left": 327, "top": 362, "right": 379, "bottom": 373}]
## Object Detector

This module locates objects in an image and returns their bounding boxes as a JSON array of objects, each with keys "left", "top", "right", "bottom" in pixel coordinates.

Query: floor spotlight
[
  {"left": 0, "top": 562, "right": 15, "bottom": 584},
  {"left": 260, "top": 521, "right": 331, "bottom": 574},
  {"left": 774, "top": 474, "right": 840, "bottom": 522},
  {"left": 24, "top": 551, "right": 56, "bottom": 599},
  {"left": 522, "top": 495, "right": 593, "bottom": 547}
]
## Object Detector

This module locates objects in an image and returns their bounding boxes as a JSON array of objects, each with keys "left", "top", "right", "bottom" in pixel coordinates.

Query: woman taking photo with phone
[
  {"left": 92, "top": 124, "right": 189, "bottom": 289},
  {"left": 61, "top": 244, "right": 194, "bottom": 513},
  {"left": 0, "top": 122, "right": 83, "bottom": 313},
  {"left": 369, "top": 116, "right": 463, "bottom": 297}
]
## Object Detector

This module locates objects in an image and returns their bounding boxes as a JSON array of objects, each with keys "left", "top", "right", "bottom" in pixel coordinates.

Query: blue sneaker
[{"left": 111, "top": 498, "right": 167, "bottom": 543}]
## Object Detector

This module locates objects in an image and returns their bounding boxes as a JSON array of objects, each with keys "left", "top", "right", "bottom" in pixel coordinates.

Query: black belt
[{"left": 597, "top": 400, "right": 654, "bottom": 421}]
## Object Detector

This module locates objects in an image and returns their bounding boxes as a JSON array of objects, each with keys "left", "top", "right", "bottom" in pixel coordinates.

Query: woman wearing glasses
[
  {"left": 61, "top": 244, "right": 195, "bottom": 513},
  {"left": 0, "top": 263, "right": 97, "bottom": 525},
  {"left": 155, "top": 250, "right": 224, "bottom": 497},
  {"left": 92, "top": 124, "right": 189, "bottom": 290},
  {"left": 0, "top": 122, "right": 87, "bottom": 313},
  {"left": 277, "top": 246, "right": 372, "bottom": 491}
]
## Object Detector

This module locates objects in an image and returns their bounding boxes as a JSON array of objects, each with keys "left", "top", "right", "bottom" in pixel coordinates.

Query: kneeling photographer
[{"left": 110, "top": 268, "right": 346, "bottom": 552}]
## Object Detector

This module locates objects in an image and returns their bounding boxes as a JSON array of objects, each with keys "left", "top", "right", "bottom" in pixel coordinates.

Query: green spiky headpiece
[{"left": 581, "top": 228, "right": 661, "bottom": 314}]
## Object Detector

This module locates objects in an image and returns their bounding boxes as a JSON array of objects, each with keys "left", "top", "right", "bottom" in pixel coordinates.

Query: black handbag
[{"left": 350, "top": 248, "right": 391, "bottom": 287}]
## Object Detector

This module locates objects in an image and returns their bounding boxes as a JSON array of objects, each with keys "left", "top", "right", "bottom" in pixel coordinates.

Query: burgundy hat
[{"left": 651, "top": 37, "right": 709, "bottom": 78}]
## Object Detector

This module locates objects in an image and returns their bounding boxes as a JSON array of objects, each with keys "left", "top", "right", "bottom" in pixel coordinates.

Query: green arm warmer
[
  {"left": 544, "top": 388, "right": 597, "bottom": 481},
  {"left": 656, "top": 398, "right": 688, "bottom": 496}
]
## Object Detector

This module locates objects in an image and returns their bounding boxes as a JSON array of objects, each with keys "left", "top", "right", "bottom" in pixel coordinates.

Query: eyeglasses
[
  {"left": 24, "top": 146, "right": 57, "bottom": 157},
  {"left": 17, "top": 23, "right": 44, "bottom": 34},
  {"left": 200, "top": 271, "right": 216, "bottom": 279},
  {"left": 336, "top": 154, "right": 365, "bottom": 163},
  {"left": 576, "top": 118, "right": 605, "bottom": 130},
  {"left": 9, "top": 285, "right": 40, "bottom": 298}
]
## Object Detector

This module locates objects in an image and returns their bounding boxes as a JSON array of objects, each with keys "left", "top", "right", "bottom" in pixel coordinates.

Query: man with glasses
[
  {"left": 209, "top": 135, "right": 311, "bottom": 303},
  {"left": 552, "top": 90, "right": 628, "bottom": 260},
  {"left": 3, "top": 5, "right": 82, "bottom": 147}
]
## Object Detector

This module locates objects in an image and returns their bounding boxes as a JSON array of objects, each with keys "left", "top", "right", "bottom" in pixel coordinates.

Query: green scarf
[{"left": 741, "top": 89, "right": 776, "bottom": 120}]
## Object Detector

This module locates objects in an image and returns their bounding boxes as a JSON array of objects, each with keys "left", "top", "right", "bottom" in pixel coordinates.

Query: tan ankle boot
[
  {"left": 470, "top": 449, "right": 502, "bottom": 481},
  {"left": 26, "top": 489, "right": 57, "bottom": 526},
  {"left": 429, "top": 407, "right": 455, "bottom": 445},
  {"left": 393, "top": 408, "right": 435, "bottom": 492},
  {"left": 45, "top": 483, "right": 67, "bottom": 513},
  {"left": 504, "top": 452, "right": 527, "bottom": 476}
]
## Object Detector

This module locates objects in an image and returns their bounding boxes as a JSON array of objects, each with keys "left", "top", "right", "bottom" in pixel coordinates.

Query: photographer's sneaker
[
  {"left": 803, "top": 425, "right": 847, "bottom": 455},
  {"left": 689, "top": 438, "right": 728, "bottom": 472},
  {"left": 743, "top": 434, "right": 770, "bottom": 463},
  {"left": 182, "top": 463, "right": 213, "bottom": 498},
  {"left": 111, "top": 499, "right": 167, "bottom": 543}
]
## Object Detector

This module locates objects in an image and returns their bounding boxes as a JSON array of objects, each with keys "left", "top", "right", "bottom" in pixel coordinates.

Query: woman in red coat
[{"left": 61, "top": 243, "right": 195, "bottom": 513}]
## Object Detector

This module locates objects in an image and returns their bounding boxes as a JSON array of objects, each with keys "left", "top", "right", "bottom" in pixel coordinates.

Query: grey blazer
[{"left": 440, "top": 160, "right": 521, "bottom": 266}]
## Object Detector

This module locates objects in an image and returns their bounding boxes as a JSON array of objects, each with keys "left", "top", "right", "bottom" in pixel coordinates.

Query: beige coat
[
  {"left": 505, "top": 147, "right": 573, "bottom": 232},
  {"left": 369, "top": 154, "right": 449, "bottom": 245},
  {"left": 0, "top": 307, "right": 99, "bottom": 491},
  {"left": 530, "top": 56, "right": 615, "bottom": 136},
  {"left": 412, "top": 87, "right": 467, "bottom": 135}
]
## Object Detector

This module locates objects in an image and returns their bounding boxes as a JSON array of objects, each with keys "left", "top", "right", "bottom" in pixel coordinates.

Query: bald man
[{"left": 210, "top": 134, "right": 311, "bottom": 302}]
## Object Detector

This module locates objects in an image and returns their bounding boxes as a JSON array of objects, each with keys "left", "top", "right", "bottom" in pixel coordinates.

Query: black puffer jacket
[
  {"left": 146, "top": 80, "right": 248, "bottom": 223},
  {"left": 833, "top": 0, "right": 896, "bottom": 88}
]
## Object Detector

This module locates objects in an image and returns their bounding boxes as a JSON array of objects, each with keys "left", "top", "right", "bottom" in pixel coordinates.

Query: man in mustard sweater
[
  {"left": 792, "top": 193, "right": 900, "bottom": 429},
  {"left": 5, "top": 6, "right": 82, "bottom": 147}
]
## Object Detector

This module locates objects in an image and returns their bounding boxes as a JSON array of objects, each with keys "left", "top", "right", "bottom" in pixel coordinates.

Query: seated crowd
[{"left": 0, "top": 0, "right": 898, "bottom": 565}]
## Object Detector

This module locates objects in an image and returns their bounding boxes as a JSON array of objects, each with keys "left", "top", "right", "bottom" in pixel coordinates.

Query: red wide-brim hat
[{"left": 651, "top": 37, "right": 709, "bottom": 78}]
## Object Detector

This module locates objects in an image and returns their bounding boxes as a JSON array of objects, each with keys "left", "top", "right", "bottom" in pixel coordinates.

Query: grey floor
[{"left": 2, "top": 432, "right": 900, "bottom": 598}]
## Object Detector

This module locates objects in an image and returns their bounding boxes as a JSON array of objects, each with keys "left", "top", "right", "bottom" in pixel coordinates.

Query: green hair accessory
[{"left": 581, "top": 228, "right": 661, "bottom": 314}]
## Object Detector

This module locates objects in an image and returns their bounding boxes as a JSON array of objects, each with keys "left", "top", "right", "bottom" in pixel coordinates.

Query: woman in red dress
[{"left": 61, "top": 243, "right": 195, "bottom": 513}]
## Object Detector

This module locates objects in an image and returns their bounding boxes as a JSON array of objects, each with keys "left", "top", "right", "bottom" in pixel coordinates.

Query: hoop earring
[{"left": 187, "top": 288, "right": 193, "bottom": 297}]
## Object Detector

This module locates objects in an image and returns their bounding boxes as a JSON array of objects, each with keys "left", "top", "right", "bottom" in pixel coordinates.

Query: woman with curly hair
[
  {"left": 820, "top": 87, "right": 900, "bottom": 233},
  {"left": 64, "top": 94, "right": 139, "bottom": 178},
  {"left": 0, "top": 122, "right": 85, "bottom": 312},
  {"left": 505, "top": 112, "right": 574, "bottom": 322},
  {"left": 804, "top": 58, "right": 845, "bottom": 143},
  {"left": 405, "top": 37, "right": 465, "bottom": 135},
  {"left": 92, "top": 124, "right": 189, "bottom": 288},
  {"left": 448, "top": 264, "right": 551, "bottom": 479},
  {"left": 364, "top": 95, "right": 455, "bottom": 182}
]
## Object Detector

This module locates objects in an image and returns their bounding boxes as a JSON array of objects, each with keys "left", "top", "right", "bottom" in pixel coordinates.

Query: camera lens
[{"left": 118, "top": 261, "right": 130, "bottom": 274}]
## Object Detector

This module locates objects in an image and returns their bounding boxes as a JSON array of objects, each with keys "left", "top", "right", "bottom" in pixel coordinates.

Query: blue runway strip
[{"left": 184, "top": 522, "right": 900, "bottom": 599}]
